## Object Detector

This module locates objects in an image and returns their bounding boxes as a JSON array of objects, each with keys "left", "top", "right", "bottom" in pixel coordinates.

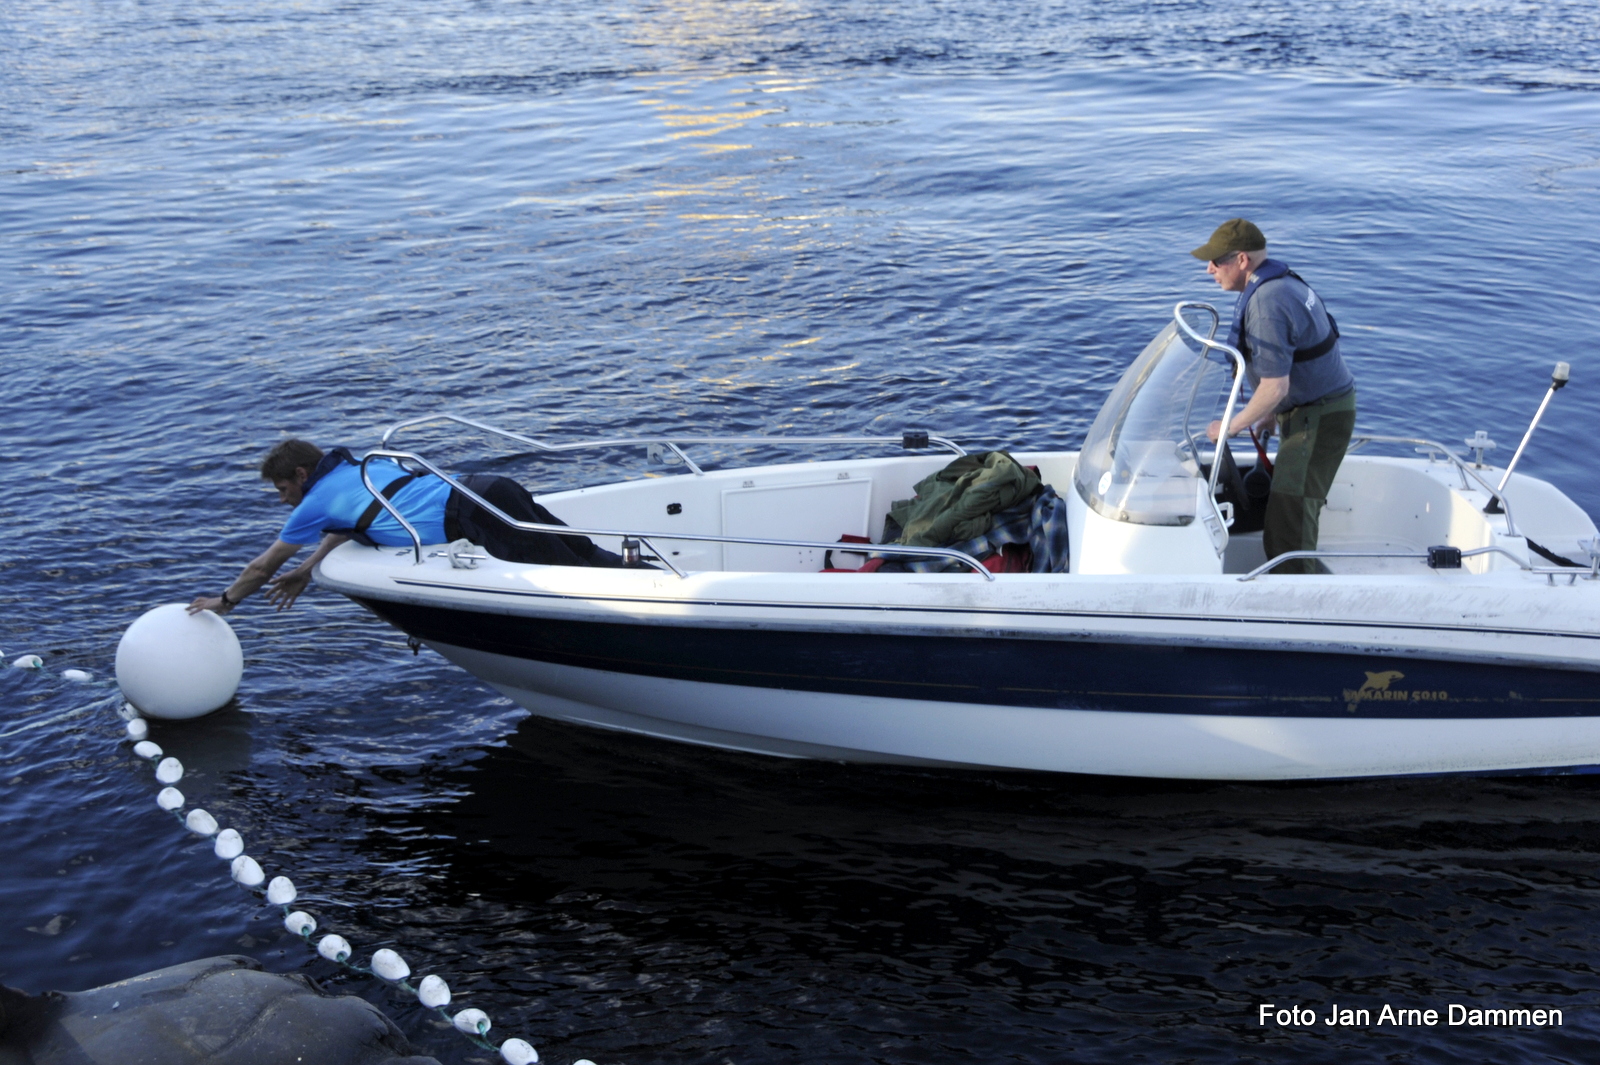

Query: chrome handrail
[
  {"left": 357, "top": 450, "right": 997, "bottom": 581},
  {"left": 1172, "top": 302, "right": 1248, "bottom": 533},
  {"left": 1237, "top": 545, "right": 1532, "bottom": 582},
  {"left": 1347, "top": 434, "right": 1519, "bottom": 536},
  {"left": 379, "top": 413, "right": 968, "bottom": 472}
]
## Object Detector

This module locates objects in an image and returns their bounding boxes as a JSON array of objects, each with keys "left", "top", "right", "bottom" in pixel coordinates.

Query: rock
[{"left": 0, "top": 955, "right": 441, "bottom": 1065}]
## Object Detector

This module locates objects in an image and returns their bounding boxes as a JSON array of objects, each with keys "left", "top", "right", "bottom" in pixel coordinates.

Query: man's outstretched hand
[{"left": 264, "top": 569, "right": 312, "bottom": 611}]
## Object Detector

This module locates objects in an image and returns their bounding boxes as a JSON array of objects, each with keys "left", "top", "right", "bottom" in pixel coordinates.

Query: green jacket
[{"left": 889, "top": 451, "right": 1041, "bottom": 547}]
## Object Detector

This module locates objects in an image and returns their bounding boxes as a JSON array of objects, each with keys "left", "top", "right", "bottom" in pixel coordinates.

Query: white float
[
  {"left": 115, "top": 604, "right": 243, "bottom": 720},
  {"left": 418, "top": 975, "right": 451, "bottom": 1008},
  {"left": 214, "top": 828, "right": 244, "bottom": 860},
  {"left": 230, "top": 855, "right": 265, "bottom": 887},
  {"left": 317, "top": 934, "right": 352, "bottom": 963},
  {"left": 371, "top": 949, "right": 410, "bottom": 982},
  {"left": 500, "top": 1038, "right": 538, "bottom": 1064}
]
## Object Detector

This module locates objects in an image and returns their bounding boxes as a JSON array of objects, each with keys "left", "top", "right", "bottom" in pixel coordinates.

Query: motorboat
[{"left": 316, "top": 303, "right": 1600, "bottom": 781}]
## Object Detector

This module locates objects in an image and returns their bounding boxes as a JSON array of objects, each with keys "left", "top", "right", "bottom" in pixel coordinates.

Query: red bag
[{"left": 982, "top": 543, "right": 1033, "bottom": 573}]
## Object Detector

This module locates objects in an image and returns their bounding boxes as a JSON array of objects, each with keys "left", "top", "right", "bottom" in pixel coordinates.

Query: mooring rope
[
  {"left": 7, "top": 656, "right": 594, "bottom": 1065},
  {"left": 116, "top": 700, "right": 592, "bottom": 1065}
]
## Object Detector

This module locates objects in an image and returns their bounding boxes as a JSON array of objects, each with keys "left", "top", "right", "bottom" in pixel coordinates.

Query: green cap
[{"left": 1191, "top": 218, "right": 1267, "bottom": 260}]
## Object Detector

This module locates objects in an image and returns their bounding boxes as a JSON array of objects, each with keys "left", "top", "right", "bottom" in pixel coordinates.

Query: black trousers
[{"left": 443, "top": 474, "right": 625, "bottom": 567}]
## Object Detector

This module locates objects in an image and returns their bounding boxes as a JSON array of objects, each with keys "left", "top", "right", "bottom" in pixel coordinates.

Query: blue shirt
[{"left": 278, "top": 459, "right": 451, "bottom": 546}]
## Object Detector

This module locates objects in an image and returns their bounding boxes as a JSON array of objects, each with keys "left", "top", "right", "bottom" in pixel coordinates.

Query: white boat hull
[
  {"left": 316, "top": 445, "right": 1600, "bottom": 781},
  {"left": 435, "top": 642, "right": 1600, "bottom": 780}
]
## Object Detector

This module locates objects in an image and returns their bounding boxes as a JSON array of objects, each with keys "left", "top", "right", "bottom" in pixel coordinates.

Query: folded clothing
[
  {"left": 888, "top": 451, "right": 1042, "bottom": 548},
  {"left": 894, "top": 484, "right": 1070, "bottom": 574}
]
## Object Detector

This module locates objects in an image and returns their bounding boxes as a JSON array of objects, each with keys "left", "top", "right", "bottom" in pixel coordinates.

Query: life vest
[
  {"left": 1226, "top": 259, "right": 1341, "bottom": 364},
  {"left": 299, "top": 446, "right": 359, "bottom": 495},
  {"left": 304, "top": 446, "right": 429, "bottom": 547}
]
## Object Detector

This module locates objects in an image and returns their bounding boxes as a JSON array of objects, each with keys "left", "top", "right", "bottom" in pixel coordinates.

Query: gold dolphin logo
[{"left": 1346, "top": 670, "right": 1406, "bottom": 712}]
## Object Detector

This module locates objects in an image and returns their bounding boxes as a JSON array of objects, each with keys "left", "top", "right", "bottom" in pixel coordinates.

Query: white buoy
[
  {"left": 214, "top": 828, "right": 244, "bottom": 859},
  {"left": 157, "top": 787, "right": 184, "bottom": 811},
  {"left": 230, "top": 855, "right": 264, "bottom": 887},
  {"left": 500, "top": 1038, "right": 538, "bottom": 1065},
  {"left": 62, "top": 669, "right": 92, "bottom": 682},
  {"left": 317, "top": 934, "right": 352, "bottom": 963},
  {"left": 453, "top": 1008, "right": 491, "bottom": 1036},
  {"left": 185, "top": 809, "right": 219, "bottom": 836},
  {"left": 284, "top": 911, "right": 317, "bottom": 936},
  {"left": 417, "top": 975, "right": 450, "bottom": 1008},
  {"left": 133, "top": 740, "right": 163, "bottom": 760},
  {"left": 155, "top": 757, "right": 184, "bottom": 785},
  {"left": 115, "top": 604, "right": 243, "bottom": 720},
  {"left": 126, "top": 719, "right": 149, "bottom": 741},
  {"left": 371, "top": 949, "right": 410, "bottom": 982},
  {"left": 12, "top": 654, "right": 43, "bottom": 670},
  {"left": 266, "top": 876, "right": 296, "bottom": 905},
  {"left": 118, "top": 702, "right": 141, "bottom": 722}
]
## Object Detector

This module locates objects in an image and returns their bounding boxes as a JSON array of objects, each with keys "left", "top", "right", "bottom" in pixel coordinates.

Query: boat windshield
[{"left": 1074, "top": 320, "right": 1236, "bottom": 526}]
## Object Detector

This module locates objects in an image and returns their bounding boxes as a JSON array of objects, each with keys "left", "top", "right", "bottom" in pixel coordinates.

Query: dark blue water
[{"left": 5, "top": 2, "right": 1600, "bottom": 1062}]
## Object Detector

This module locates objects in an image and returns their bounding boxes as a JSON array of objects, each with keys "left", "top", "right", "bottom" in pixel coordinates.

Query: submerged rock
[{"left": 0, "top": 955, "right": 440, "bottom": 1065}]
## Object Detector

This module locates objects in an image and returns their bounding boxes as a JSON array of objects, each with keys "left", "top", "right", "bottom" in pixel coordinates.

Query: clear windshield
[{"left": 1074, "top": 321, "right": 1236, "bottom": 526}]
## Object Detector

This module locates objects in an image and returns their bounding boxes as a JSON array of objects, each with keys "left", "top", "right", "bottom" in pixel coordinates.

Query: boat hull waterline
[{"left": 326, "top": 558, "right": 1600, "bottom": 781}]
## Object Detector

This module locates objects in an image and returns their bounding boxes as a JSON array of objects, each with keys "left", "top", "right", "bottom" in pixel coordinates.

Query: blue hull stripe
[{"left": 355, "top": 597, "right": 1600, "bottom": 720}]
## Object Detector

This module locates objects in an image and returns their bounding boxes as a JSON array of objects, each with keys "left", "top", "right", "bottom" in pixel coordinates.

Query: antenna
[{"left": 1485, "top": 362, "right": 1570, "bottom": 513}]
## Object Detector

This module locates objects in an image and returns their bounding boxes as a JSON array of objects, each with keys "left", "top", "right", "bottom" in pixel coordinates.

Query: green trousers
[{"left": 1263, "top": 389, "right": 1357, "bottom": 574}]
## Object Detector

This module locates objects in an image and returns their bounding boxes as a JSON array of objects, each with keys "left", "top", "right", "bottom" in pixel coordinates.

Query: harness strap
[
  {"left": 355, "top": 472, "right": 423, "bottom": 536},
  {"left": 1233, "top": 262, "right": 1340, "bottom": 364},
  {"left": 1291, "top": 310, "right": 1340, "bottom": 362}
]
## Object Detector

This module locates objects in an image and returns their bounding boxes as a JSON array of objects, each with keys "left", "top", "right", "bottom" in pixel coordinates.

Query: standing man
[
  {"left": 1192, "top": 218, "right": 1357, "bottom": 574},
  {"left": 189, "top": 439, "right": 625, "bottom": 616}
]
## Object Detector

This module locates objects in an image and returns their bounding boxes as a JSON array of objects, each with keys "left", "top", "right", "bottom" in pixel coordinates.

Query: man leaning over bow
[{"left": 188, "top": 438, "right": 627, "bottom": 616}]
